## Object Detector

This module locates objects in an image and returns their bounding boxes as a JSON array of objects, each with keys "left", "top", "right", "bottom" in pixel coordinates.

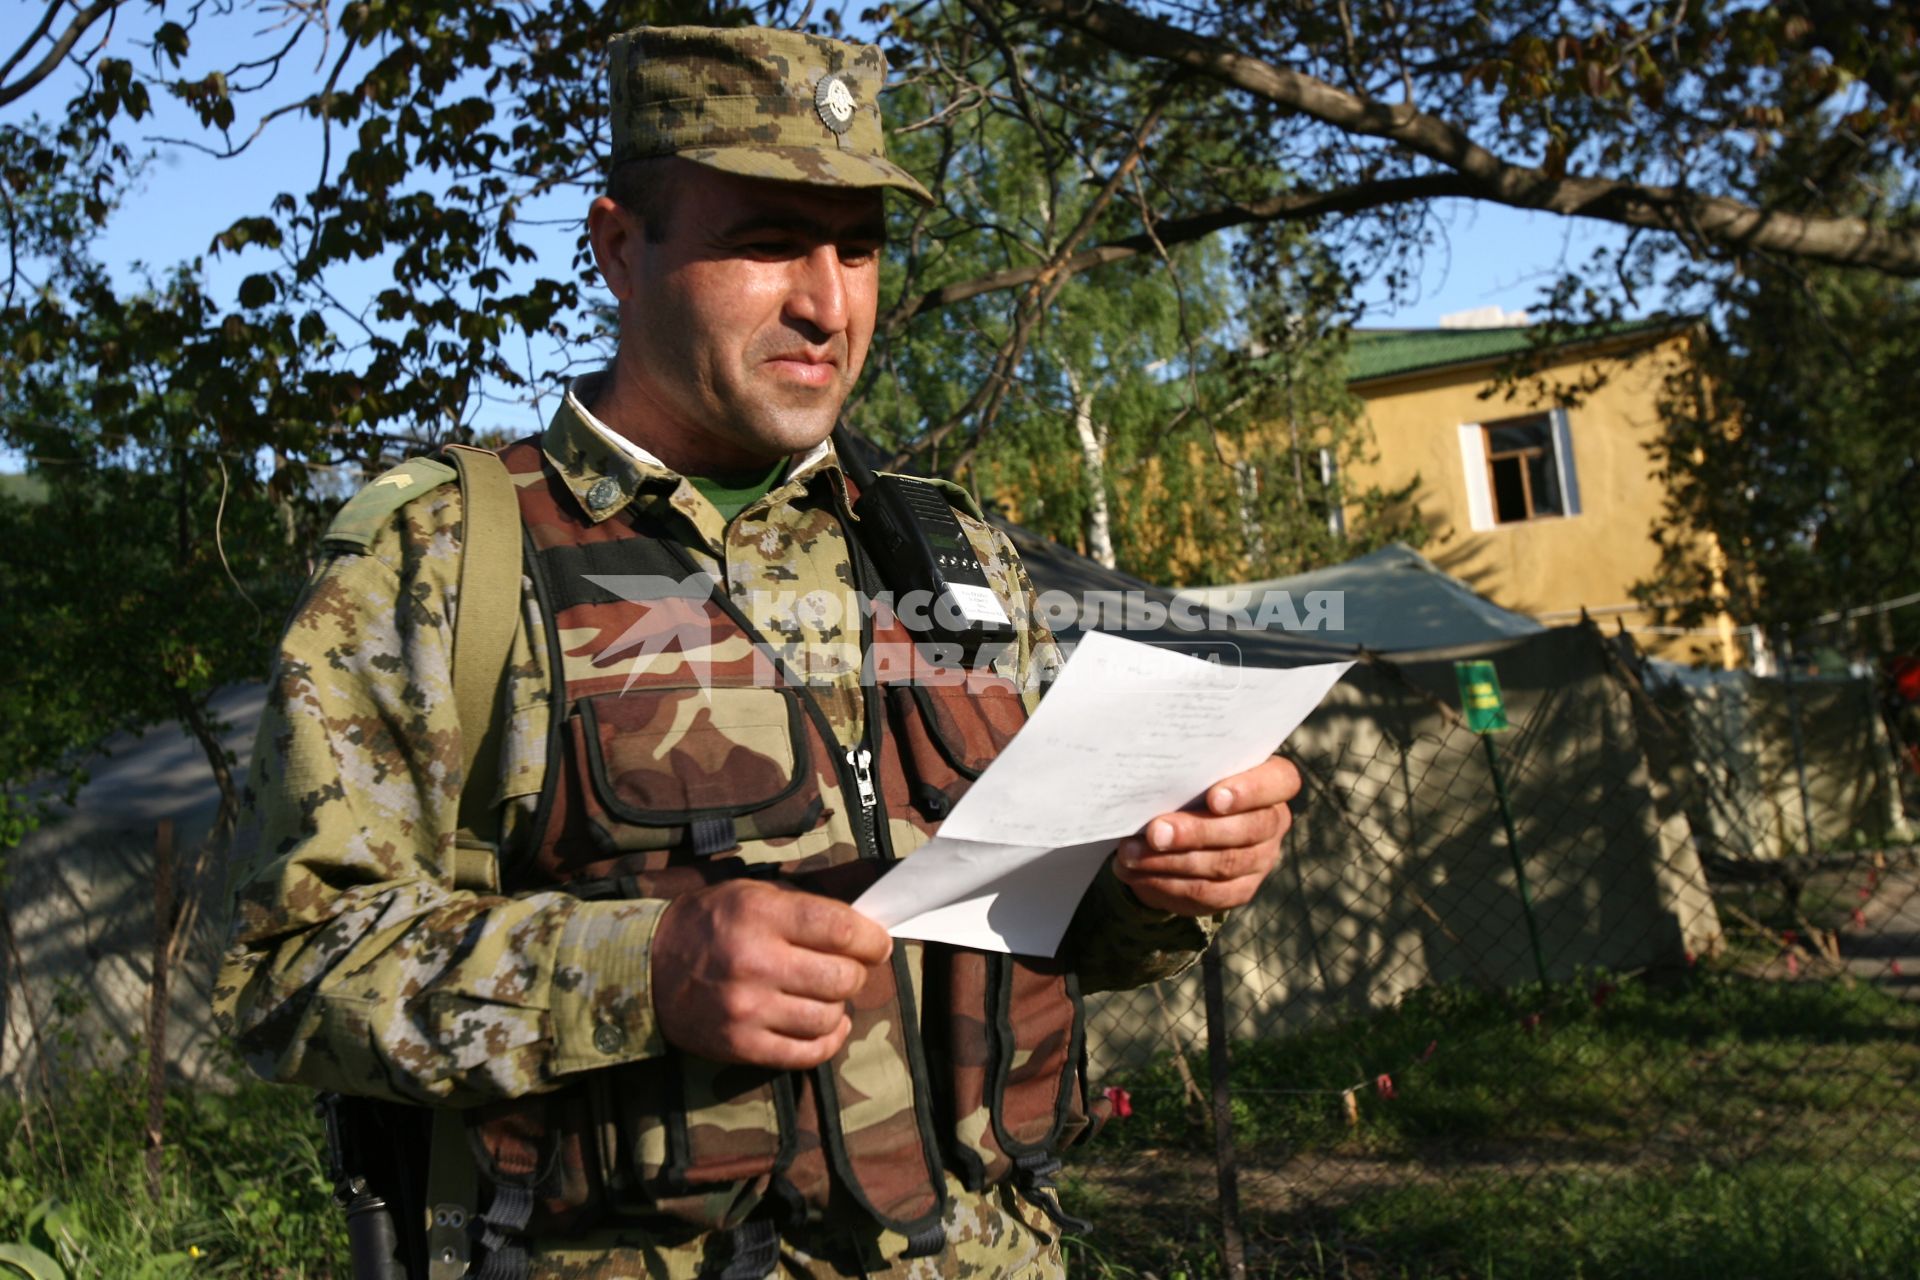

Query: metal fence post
[
  {"left": 1481, "top": 732, "right": 1550, "bottom": 987},
  {"left": 1201, "top": 938, "right": 1247, "bottom": 1280},
  {"left": 145, "top": 817, "right": 175, "bottom": 1201}
]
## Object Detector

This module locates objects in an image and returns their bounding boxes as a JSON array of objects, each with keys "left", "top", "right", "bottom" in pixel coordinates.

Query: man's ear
[{"left": 588, "top": 196, "right": 641, "bottom": 302}]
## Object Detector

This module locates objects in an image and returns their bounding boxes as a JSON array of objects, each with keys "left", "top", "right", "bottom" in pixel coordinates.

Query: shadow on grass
[
  {"left": 1069, "top": 1159, "right": 1920, "bottom": 1280},
  {"left": 1070, "top": 970, "right": 1920, "bottom": 1278},
  {"left": 1087, "top": 970, "right": 1920, "bottom": 1161}
]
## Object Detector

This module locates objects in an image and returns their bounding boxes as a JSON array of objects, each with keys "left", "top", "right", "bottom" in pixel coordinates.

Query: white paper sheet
[
  {"left": 871, "top": 839, "right": 1118, "bottom": 957},
  {"left": 853, "top": 631, "right": 1353, "bottom": 956}
]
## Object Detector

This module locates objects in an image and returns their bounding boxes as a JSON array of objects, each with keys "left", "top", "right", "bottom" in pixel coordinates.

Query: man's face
[{"left": 590, "top": 160, "right": 885, "bottom": 470}]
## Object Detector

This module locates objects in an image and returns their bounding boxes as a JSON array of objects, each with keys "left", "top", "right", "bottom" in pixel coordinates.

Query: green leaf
[
  {"left": 238, "top": 273, "right": 278, "bottom": 308},
  {"left": 0, "top": 1242, "right": 65, "bottom": 1280},
  {"left": 30, "top": 1199, "right": 84, "bottom": 1254},
  {"left": 154, "top": 21, "right": 190, "bottom": 65},
  {"left": 210, "top": 216, "right": 282, "bottom": 254}
]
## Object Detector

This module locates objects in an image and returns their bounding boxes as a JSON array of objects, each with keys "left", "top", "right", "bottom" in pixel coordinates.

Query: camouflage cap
[{"left": 607, "top": 25, "right": 934, "bottom": 207}]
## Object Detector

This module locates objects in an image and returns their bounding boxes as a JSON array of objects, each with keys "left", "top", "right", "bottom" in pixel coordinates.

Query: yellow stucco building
[{"left": 1345, "top": 320, "right": 1740, "bottom": 665}]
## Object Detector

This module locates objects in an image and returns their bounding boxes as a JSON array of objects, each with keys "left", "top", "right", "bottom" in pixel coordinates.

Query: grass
[
  {"left": 0, "top": 1060, "right": 345, "bottom": 1278},
  {"left": 1285, "top": 1159, "right": 1920, "bottom": 1280},
  {"left": 2, "top": 969, "right": 1912, "bottom": 1278},
  {"left": 1068, "top": 968, "right": 1920, "bottom": 1279},
  {"left": 1068, "top": 1161, "right": 1920, "bottom": 1280},
  {"left": 1098, "top": 969, "right": 1920, "bottom": 1158}
]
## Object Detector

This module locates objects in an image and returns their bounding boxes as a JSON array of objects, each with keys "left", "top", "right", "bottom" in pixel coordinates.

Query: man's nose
[{"left": 786, "top": 243, "right": 850, "bottom": 336}]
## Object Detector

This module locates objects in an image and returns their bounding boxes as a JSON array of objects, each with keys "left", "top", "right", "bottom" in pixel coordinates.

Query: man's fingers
[
  {"left": 653, "top": 881, "right": 888, "bottom": 1069},
  {"left": 771, "top": 945, "right": 871, "bottom": 1004},
  {"left": 757, "top": 994, "right": 854, "bottom": 1042},
  {"left": 1135, "top": 804, "right": 1285, "bottom": 857},
  {"left": 781, "top": 894, "right": 893, "bottom": 964},
  {"left": 1116, "top": 841, "right": 1278, "bottom": 885},
  {"left": 1200, "top": 756, "right": 1302, "bottom": 815},
  {"left": 736, "top": 1018, "right": 852, "bottom": 1071},
  {"left": 1127, "top": 872, "right": 1268, "bottom": 915}
]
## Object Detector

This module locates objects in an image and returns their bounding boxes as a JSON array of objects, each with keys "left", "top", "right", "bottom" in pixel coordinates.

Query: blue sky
[{"left": 1356, "top": 201, "right": 1631, "bottom": 326}]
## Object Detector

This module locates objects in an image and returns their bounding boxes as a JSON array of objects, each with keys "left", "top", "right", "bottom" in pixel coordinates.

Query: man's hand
[
  {"left": 1111, "top": 756, "right": 1303, "bottom": 915},
  {"left": 651, "top": 880, "right": 892, "bottom": 1069}
]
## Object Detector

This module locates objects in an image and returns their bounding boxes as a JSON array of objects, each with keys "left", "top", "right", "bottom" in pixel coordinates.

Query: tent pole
[{"left": 1202, "top": 939, "right": 1247, "bottom": 1280}]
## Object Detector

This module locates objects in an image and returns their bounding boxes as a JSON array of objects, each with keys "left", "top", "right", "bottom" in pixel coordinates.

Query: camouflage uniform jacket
[{"left": 215, "top": 376, "right": 1213, "bottom": 1278}]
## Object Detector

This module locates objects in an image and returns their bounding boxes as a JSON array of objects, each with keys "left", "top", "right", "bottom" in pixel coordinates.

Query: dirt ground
[
  {"left": 1077, "top": 1140, "right": 1675, "bottom": 1214},
  {"left": 1837, "top": 867, "right": 1920, "bottom": 996},
  {"left": 1725, "top": 863, "right": 1920, "bottom": 997}
]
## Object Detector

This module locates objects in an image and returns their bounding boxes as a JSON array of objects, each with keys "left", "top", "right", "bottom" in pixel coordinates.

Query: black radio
[{"left": 836, "top": 429, "right": 1019, "bottom": 654}]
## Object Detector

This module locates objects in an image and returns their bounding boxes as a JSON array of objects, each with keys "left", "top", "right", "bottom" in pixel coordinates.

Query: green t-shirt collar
[{"left": 687, "top": 457, "right": 790, "bottom": 526}]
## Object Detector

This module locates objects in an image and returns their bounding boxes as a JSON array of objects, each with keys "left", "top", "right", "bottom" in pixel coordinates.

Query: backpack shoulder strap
[{"left": 440, "top": 444, "right": 523, "bottom": 883}]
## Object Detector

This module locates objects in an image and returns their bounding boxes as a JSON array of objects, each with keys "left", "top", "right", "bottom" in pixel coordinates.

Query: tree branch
[
  {"left": 0, "top": 0, "right": 65, "bottom": 87},
  {"left": 0, "top": 0, "right": 123, "bottom": 108},
  {"left": 879, "top": 172, "right": 1475, "bottom": 333},
  {"left": 1013, "top": 0, "right": 1920, "bottom": 276},
  {"left": 889, "top": 93, "right": 1170, "bottom": 470}
]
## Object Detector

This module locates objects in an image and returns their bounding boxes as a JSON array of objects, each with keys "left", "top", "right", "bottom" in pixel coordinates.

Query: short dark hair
[{"left": 608, "top": 155, "right": 677, "bottom": 243}]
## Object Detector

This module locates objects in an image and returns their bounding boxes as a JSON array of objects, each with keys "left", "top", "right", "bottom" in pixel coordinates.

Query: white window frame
[
  {"left": 1548, "top": 407, "right": 1582, "bottom": 516},
  {"left": 1458, "top": 423, "right": 1494, "bottom": 531},
  {"left": 1458, "top": 409, "right": 1581, "bottom": 530}
]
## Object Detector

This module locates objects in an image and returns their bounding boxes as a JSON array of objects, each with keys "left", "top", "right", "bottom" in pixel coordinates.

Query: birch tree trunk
[
  {"left": 1233, "top": 460, "right": 1265, "bottom": 569},
  {"left": 1063, "top": 362, "right": 1117, "bottom": 569}
]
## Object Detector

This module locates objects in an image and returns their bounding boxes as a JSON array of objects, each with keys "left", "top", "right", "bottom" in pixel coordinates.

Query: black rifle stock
[{"left": 318, "top": 1091, "right": 431, "bottom": 1279}]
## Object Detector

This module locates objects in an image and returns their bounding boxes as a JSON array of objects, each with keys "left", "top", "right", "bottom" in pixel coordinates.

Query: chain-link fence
[
  {"left": 1069, "top": 622, "right": 1920, "bottom": 1278},
  {"left": 3, "top": 616, "right": 1916, "bottom": 1276}
]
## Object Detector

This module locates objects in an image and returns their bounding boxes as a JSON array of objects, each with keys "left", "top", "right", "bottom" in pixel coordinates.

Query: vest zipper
[
  {"left": 846, "top": 745, "right": 879, "bottom": 852},
  {"left": 834, "top": 501, "right": 896, "bottom": 866},
  {"left": 656, "top": 537, "right": 892, "bottom": 865},
  {"left": 846, "top": 746, "right": 878, "bottom": 808}
]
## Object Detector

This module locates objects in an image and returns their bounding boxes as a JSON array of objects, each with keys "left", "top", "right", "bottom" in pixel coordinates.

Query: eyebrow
[{"left": 719, "top": 211, "right": 888, "bottom": 245}]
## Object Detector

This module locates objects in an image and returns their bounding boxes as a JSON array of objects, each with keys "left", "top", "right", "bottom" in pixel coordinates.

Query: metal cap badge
[
  {"left": 606, "top": 25, "right": 934, "bottom": 206},
  {"left": 815, "top": 72, "right": 857, "bottom": 135}
]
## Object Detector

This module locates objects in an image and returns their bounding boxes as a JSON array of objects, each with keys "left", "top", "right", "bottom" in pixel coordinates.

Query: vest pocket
[
  {"left": 932, "top": 947, "right": 1013, "bottom": 1188},
  {"left": 468, "top": 1088, "right": 610, "bottom": 1236},
  {"left": 653, "top": 1058, "right": 789, "bottom": 1228},
  {"left": 573, "top": 685, "right": 824, "bottom": 853},
  {"left": 993, "top": 955, "right": 1092, "bottom": 1154},
  {"left": 468, "top": 1067, "right": 794, "bottom": 1236},
  {"left": 885, "top": 676, "right": 1026, "bottom": 819},
  {"left": 929, "top": 946, "right": 1098, "bottom": 1191},
  {"left": 811, "top": 947, "right": 949, "bottom": 1235}
]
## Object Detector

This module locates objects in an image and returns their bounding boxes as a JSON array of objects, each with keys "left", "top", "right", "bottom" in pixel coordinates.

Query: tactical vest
[{"left": 461, "top": 439, "right": 1107, "bottom": 1257}]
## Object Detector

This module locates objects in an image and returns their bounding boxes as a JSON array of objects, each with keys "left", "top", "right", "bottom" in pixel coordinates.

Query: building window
[
  {"left": 1458, "top": 409, "right": 1581, "bottom": 532},
  {"left": 1484, "top": 414, "right": 1563, "bottom": 522}
]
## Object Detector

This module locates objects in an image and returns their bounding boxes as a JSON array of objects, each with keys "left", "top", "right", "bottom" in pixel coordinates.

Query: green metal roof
[{"left": 1346, "top": 317, "right": 1681, "bottom": 384}]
